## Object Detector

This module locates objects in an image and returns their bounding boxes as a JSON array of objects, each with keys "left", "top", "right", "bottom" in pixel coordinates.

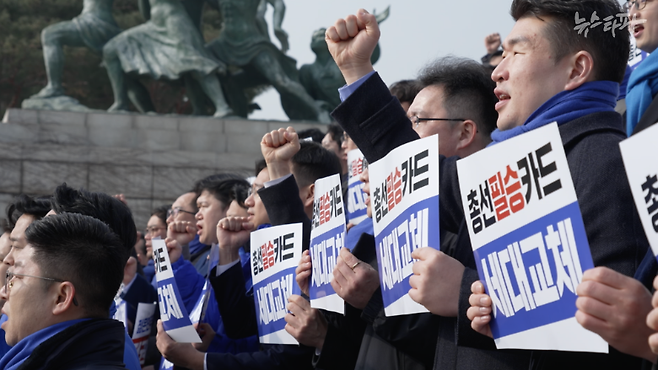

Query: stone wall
[{"left": 0, "top": 108, "right": 322, "bottom": 228}]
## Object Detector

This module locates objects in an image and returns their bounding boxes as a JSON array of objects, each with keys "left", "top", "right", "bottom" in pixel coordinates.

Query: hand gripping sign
[
  {"left": 250, "top": 223, "right": 303, "bottom": 344},
  {"left": 310, "top": 173, "right": 347, "bottom": 314},
  {"left": 457, "top": 122, "right": 606, "bottom": 353},
  {"left": 153, "top": 239, "right": 201, "bottom": 343},
  {"left": 620, "top": 122, "right": 658, "bottom": 259},
  {"left": 369, "top": 135, "right": 440, "bottom": 317},
  {"left": 347, "top": 149, "right": 369, "bottom": 225}
]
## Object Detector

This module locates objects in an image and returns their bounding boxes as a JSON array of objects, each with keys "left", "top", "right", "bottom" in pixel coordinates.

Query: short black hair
[
  {"left": 50, "top": 183, "right": 137, "bottom": 261},
  {"left": 11, "top": 194, "right": 52, "bottom": 222},
  {"left": 25, "top": 213, "right": 125, "bottom": 318},
  {"left": 511, "top": 0, "right": 628, "bottom": 83},
  {"left": 229, "top": 181, "right": 250, "bottom": 208},
  {"left": 150, "top": 205, "right": 170, "bottom": 225},
  {"left": 291, "top": 141, "right": 342, "bottom": 188},
  {"left": 192, "top": 173, "right": 243, "bottom": 195},
  {"left": 195, "top": 176, "right": 250, "bottom": 209},
  {"left": 389, "top": 80, "right": 421, "bottom": 105},
  {"left": 325, "top": 123, "right": 343, "bottom": 148},
  {"left": 255, "top": 159, "right": 267, "bottom": 177},
  {"left": 417, "top": 57, "right": 498, "bottom": 137},
  {"left": 296, "top": 128, "right": 324, "bottom": 144}
]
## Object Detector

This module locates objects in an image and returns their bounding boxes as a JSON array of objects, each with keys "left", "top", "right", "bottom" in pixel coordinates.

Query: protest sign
[
  {"left": 251, "top": 223, "right": 303, "bottom": 344},
  {"left": 620, "top": 122, "right": 658, "bottom": 258},
  {"left": 113, "top": 298, "right": 128, "bottom": 330},
  {"left": 153, "top": 239, "right": 201, "bottom": 343},
  {"left": 369, "top": 135, "right": 440, "bottom": 317},
  {"left": 132, "top": 302, "right": 156, "bottom": 365},
  {"left": 347, "top": 149, "right": 369, "bottom": 225},
  {"left": 310, "top": 174, "right": 347, "bottom": 313},
  {"left": 457, "top": 122, "right": 606, "bottom": 352}
]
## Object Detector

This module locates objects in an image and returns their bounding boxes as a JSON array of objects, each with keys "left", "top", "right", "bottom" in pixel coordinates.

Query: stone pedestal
[{"left": 0, "top": 108, "right": 321, "bottom": 228}]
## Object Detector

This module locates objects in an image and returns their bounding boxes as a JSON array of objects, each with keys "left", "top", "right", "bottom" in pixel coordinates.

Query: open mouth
[{"left": 631, "top": 18, "right": 647, "bottom": 37}]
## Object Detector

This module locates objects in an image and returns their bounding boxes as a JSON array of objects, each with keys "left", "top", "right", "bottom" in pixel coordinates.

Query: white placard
[
  {"left": 369, "top": 134, "right": 440, "bottom": 316},
  {"left": 310, "top": 174, "right": 346, "bottom": 313},
  {"left": 250, "top": 223, "right": 303, "bottom": 344},
  {"left": 457, "top": 123, "right": 605, "bottom": 353}
]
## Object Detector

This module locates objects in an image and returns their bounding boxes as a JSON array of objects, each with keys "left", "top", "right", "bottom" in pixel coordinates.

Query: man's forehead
[
  {"left": 504, "top": 16, "right": 547, "bottom": 50},
  {"left": 174, "top": 192, "right": 196, "bottom": 207},
  {"left": 503, "top": 35, "right": 533, "bottom": 50},
  {"left": 409, "top": 85, "right": 446, "bottom": 114}
]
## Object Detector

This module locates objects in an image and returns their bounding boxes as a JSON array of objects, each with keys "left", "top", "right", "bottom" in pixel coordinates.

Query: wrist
[
  {"left": 340, "top": 63, "right": 374, "bottom": 85},
  {"left": 218, "top": 247, "right": 240, "bottom": 265},
  {"left": 267, "top": 162, "right": 291, "bottom": 181}
]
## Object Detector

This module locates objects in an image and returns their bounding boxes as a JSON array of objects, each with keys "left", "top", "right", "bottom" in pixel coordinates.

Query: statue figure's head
[{"left": 311, "top": 28, "right": 328, "bottom": 54}]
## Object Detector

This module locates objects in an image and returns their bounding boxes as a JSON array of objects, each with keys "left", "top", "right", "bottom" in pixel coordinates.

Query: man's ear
[
  {"left": 456, "top": 120, "right": 478, "bottom": 151},
  {"left": 52, "top": 282, "right": 77, "bottom": 315},
  {"left": 304, "top": 183, "right": 315, "bottom": 208},
  {"left": 564, "top": 50, "right": 594, "bottom": 91}
]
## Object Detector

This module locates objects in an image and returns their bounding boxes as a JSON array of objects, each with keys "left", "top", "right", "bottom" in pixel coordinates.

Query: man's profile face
[
  {"left": 407, "top": 85, "right": 462, "bottom": 157},
  {"left": 226, "top": 200, "right": 248, "bottom": 218},
  {"left": 1, "top": 244, "right": 52, "bottom": 346},
  {"left": 245, "top": 168, "right": 271, "bottom": 229},
  {"left": 492, "top": 16, "right": 574, "bottom": 131},
  {"left": 0, "top": 233, "right": 11, "bottom": 307},
  {"left": 144, "top": 215, "right": 167, "bottom": 259},
  {"left": 167, "top": 192, "right": 197, "bottom": 225},
  {"left": 195, "top": 190, "right": 227, "bottom": 245},
  {"left": 631, "top": 1, "right": 658, "bottom": 53},
  {"left": 4, "top": 214, "right": 35, "bottom": 267}
]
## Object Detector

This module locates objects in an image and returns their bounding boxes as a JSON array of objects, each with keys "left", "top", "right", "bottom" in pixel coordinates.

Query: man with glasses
[
  {"left": 407, "top": 56, "right": 496, "bottom": 159},
  {"left": 0, "top": 213, "right": 127, "bottom": 369},
  {"left": 166, "top": 192, "right": 201, "bottom": 268}
]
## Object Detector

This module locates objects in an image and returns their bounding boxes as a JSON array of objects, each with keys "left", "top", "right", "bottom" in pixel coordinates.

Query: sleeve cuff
[
  {"left": 264, "top": 173, "right": 292, "bottom": 188},
  {"left": 215, "top": 259, "right": 240, "bottom": 276},
  {"left": 338, "top": 71, "right": 377, "bottom": 102}
]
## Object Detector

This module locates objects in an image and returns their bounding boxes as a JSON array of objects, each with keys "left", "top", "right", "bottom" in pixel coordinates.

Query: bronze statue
[
  {"left": 299, "top": 7, "right": 390, "bottom": 112},
  {"left": 32, "top": 0, "right": 121, "bottom": 99},
  {"left": 204, "top": 0, "right": 330, "bottom": 122},
  {"left": 102, "top": 0, "right": 233, "bottom": 117}
]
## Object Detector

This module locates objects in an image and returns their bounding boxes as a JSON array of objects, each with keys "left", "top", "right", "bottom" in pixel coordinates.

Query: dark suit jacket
[
  {"left": 206, "top": 174, "right": 314, "bottom": 370},
  {"left": 332, "top": 73, "right": 649, "bottom": 370}
]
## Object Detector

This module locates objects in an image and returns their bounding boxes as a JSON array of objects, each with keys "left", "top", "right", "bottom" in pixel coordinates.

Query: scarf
[
  {"left": 0, "top": 319, "right": 86, "bottom": 370},
  {"left": 490, "top": 81, "right": 618, "bottom": 145},
  {"left": 626, "top": 50, "right": 658, "bottom": 136}
]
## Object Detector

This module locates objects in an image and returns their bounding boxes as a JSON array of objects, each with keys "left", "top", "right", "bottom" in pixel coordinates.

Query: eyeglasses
[
  {"left": 247, "top": 183, "right": 264, "bottom": 198},
  {"left": 166, "top": 207, "right": 196, "bottom": 219},
  {"left": 409, "top": 116, "right": 467, "bottom": 128},
  {"left": 624, "top": 0, "right": 650, "bottom": 11},
  {"left": 144, "top": 226, "right": 166, "bottom": 235},
  {"left": 5, "top": 271, "right": 78, "bottom": 306}
]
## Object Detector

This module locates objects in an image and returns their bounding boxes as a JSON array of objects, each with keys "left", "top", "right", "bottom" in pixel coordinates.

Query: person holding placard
[
  {"left": 563, "top": 0, "right": 658, "bottom": 364},
  {"left": 325, "top": 1, "right": 648, "bottom": 369}
]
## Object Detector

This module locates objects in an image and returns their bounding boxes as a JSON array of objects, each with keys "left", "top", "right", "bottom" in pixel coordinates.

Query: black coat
[
  {"left": 206, "top": 175, "right": 314, "bottom": 370},
  {"left": 332, "top": 72, "right": 649, "bottom": 370},
  {"left": 17, "top": 318, "right": 127, "bottom": 370}
]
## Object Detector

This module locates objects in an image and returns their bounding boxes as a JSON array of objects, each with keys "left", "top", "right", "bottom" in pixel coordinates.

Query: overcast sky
[{"left": 248, "top": 0, "right": 516, "bottom": 121}]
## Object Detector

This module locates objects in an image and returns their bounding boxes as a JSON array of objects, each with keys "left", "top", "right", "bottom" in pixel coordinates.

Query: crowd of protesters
[{"left": 5, "top": 0, "right": 658, "bottom": 369}]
